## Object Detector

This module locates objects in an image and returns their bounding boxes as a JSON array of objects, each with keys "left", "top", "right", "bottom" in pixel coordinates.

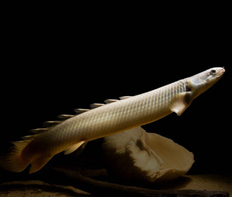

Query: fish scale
[{"left": 0, "top": 67, "right": 225, "bottom": 174}]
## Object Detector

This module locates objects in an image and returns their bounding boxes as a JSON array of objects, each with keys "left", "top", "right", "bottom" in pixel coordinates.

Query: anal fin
[
  {"left": 29, "top": 155, "right": 52, "bottom": 174},
  {"left": 64, "top": 141, "right": 86, "bottom": 155}
]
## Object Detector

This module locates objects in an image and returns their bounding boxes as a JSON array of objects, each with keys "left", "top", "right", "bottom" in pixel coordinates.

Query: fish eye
[{"left": 210, "top": 69, "right": 216, "bottom": 75}]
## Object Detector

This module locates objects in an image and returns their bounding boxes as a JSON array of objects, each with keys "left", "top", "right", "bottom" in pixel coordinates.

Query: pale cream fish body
[{"left": 0, "top": 67, "right": 225, "bottom": 173}]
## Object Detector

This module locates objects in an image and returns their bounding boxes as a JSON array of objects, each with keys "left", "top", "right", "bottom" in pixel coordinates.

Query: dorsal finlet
[
  {"left": 104, "top": 99, "right": 119, "bottom": 104},
  {"left": 30, "top": 128, "right": 48, "bottom": 134},
  {"left": 58, "top": 114, "right": 75, "bottom": 120},
  {"left": 74, "top": 108, "right": 90, "bottom": 114},
  {"left": 120, "top": 96, "right": 132, "bottom": 100},
  {"left": 90, "top": 103, "right": 105, "bottom": 109},
  {"left": 43, "top": 121, "right": 61, "bottom": 127},
  {"left": 21, "top": 135, "right": 38, "bottom": 140}
]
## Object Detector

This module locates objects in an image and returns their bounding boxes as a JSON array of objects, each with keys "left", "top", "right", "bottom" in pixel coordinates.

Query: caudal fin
[
  {"left": 0, "top": 139, "right": 32, "bottom": 172},
  {"left": 0, "top": 135, "right": 55, "bottom": 174}
]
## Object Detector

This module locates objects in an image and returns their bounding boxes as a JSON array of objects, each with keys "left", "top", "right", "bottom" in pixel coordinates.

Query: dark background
[{"left": 1, "top": 6, "right": 231, "bottom": 177}]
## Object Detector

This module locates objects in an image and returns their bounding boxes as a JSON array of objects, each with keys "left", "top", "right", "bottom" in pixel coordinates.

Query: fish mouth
[
  {"left": 217, "top": 67, "right": 226, "bottom": 77},
  {"left": 221, "top": 67, "right": 226, "bottom": 74}
]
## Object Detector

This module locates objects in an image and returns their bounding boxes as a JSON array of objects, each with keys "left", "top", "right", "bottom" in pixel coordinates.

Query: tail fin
[
  {"left": 0, "top": 134, "right": 54, "bottom": 174},
  {"left": 0, "top": 139, "right": 32, "bottom": 172}
]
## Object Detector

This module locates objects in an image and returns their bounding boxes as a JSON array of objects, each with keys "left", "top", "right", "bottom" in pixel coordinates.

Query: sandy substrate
[
  {"left": 0, "top": 174, "right": 231, "bottom": 196},
  {"left": 163, "top": 174, "right": 231, "bottom": 195},
  {"left": 0, "top": 180, "right": 90, "bottom": 197}
]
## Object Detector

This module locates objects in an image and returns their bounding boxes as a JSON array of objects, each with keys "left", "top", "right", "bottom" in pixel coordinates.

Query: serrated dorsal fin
[
  {"left": 29, "top": 96, "right": 131, "bottom": 141},
  {"left": 90, "top": 103, "right": 105, "bottom": 109}
]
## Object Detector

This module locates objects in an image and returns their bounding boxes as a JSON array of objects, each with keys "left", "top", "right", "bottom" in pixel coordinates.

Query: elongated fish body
[{"left": 0, "top": 67, "right": 225, "bottom": 173}]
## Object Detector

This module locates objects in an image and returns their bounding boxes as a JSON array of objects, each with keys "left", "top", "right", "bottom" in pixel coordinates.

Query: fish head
[{"left": 186, "top": 67, "right": 225, "bottom": 99}]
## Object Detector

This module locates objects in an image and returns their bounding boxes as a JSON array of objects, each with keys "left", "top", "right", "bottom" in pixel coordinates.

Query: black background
[{"left": 1, "top": 6, "right": 231, "bottom": 176}]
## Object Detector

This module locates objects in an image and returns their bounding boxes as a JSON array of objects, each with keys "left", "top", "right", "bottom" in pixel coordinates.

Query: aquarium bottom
[{"left": 0, "top": 174, "right": 231, "bottom": 197}]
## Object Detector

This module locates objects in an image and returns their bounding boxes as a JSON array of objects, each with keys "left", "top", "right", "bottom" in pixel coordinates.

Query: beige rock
[{"left": 103, "top": 127, "right": 194, "bottom": 182}]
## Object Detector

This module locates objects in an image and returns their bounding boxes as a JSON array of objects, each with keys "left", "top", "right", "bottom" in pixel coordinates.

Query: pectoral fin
[{"left": 170, "top": 92, "right": 192, "bottom": 116}]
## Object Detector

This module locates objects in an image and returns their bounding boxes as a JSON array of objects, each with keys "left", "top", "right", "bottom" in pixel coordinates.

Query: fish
[{"left": 0, "top": 67, "right": 225, "bottom": 174}]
